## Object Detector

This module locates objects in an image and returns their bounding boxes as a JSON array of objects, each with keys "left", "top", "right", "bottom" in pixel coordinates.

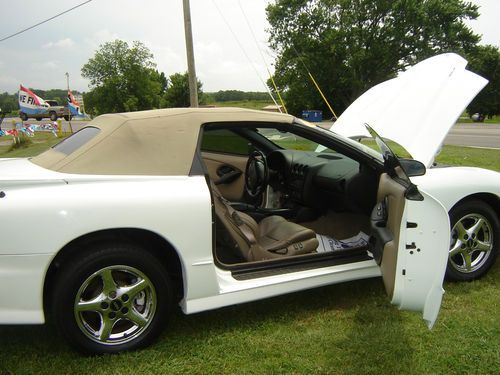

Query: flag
[
  {"left": 18, "top": 85, "right": 49, "bottom": 115},
  {"left": 67, "top": 90, "right": 82, "bottom": 116}
]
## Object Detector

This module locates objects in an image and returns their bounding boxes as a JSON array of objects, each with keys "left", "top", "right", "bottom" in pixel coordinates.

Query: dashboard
[{"left": 267, "top": 149, "right": 379, "bottom": 214}]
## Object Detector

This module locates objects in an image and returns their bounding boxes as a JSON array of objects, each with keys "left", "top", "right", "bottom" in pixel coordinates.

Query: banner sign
[
  {"left": 18, "top": 85, "right": 49, "bottom": 115},
  {"left": 0, "top": 122, "right": 58, "bottom": 138},
  {"left": 68, "top": 90, "right": 83, "bottom": 116}
]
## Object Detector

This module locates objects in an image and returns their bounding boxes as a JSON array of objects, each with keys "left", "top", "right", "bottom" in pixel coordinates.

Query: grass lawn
[
  {"left": 0, "top": 133, "right": 499, "bottom": 374},
  {"left": 0, "top": 132, "right": 70, "bottom": 158},
  {"left": 211, "top": 100, "right": 274, "bottom": 110}
]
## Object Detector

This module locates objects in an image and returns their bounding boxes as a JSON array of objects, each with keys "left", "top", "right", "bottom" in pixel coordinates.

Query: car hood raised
[{"left": 330, "top": 53, "right": 488, "bottom": 167}]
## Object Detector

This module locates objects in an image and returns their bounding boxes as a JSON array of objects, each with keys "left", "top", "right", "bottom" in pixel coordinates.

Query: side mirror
[{"left": 399, "top": 159, "right": 426, "bottom": 177}]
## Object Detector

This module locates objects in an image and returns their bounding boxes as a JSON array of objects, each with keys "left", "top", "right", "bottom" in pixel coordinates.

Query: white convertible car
[{"left": 0, "top": 54, "right": 498, "bottom": 354}]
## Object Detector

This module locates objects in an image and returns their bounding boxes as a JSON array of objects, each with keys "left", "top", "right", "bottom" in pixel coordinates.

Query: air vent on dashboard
[{"left": 291, "top": 163, "right": 309, "bottom": 177}]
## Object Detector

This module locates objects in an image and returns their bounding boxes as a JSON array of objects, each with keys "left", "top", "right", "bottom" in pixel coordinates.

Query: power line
[
  {"left": 210, "top": 0, "right": 281, "bottom": 110},
  {"left": 237, "top": 0, "right": 287, "bottom": 113},
  {"left": 0, "top": 0, "right": 94, "bottom": 43}
]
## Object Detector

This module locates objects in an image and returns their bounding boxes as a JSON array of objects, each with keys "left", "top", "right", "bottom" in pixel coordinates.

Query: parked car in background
[{"left": 19, "top": 99, "right": 72, "bottom": 121}]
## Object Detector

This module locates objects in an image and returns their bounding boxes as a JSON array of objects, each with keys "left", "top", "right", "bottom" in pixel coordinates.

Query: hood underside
[{"left": 331, "top": 53, "right": 488, "bottom": 167}]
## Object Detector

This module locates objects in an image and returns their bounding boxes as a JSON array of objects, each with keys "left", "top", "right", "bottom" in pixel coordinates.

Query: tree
[
  {"left": 162, "top": 72, "right": 204, "bottom": 108},
  {"left": 0, "top": 92, "right": 18, "bottom": 112},
  {"left": 81, "top": 40, "right": 163, "bottom": 115},
  {"left": 466, "top": 45, "right": 500, "bottom": 118},
  {"left": 267, "top": 0, "right": 480, "bottom": 116}
]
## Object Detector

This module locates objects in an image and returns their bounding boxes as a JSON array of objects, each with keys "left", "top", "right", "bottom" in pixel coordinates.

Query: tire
[
  {"left": 446, "top": 200, "right": 499, "bottom": 281},
  {"left": 52, "top": 243, "right": 172, "bottom": 354},
  {"left": 50, "top": 112, "right": 58, "bottom": 121},
  {"left": 20, "top": 112, "right": 28, "bottom": 121},
  {"left": 64, "top": 115, "right": 70, "bottom": 121}
]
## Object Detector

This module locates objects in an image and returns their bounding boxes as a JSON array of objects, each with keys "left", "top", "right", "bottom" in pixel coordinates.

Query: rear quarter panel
[{"left": 0, "top": 175, "right": 214, "bottom": 323}]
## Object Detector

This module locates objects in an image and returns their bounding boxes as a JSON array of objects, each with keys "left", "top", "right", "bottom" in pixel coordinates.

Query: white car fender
[
  {"left": 0, "top": 175, "right": 217, "bottom": 323},
  {"left": 411, "top": 166, "right": 500, "bottom": 212}
]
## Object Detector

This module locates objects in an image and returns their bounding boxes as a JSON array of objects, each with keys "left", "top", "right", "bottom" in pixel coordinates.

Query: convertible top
[{"left": 32, "top": 107, "right": 294, "bottom": 176}]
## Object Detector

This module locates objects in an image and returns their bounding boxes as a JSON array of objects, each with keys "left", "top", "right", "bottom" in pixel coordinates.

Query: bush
[{"left": 8, "top": 135, "right": 32, "bottom": 152}]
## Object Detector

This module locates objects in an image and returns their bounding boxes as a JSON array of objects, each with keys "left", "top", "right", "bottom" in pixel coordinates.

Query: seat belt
[{"left": 219, "top": 196, "right": 258, "bottom": 245}]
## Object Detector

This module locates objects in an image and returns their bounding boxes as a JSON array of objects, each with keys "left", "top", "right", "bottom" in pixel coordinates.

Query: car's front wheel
[
  {"left": 446, "top": 200, "right": 499, "bottom": 281},
  {"left": 52, "top": 243, "right": 172, "bottom": 354}
]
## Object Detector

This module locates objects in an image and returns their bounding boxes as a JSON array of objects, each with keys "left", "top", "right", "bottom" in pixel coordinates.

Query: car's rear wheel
[
  {"left": 446, "top": 200, "right": 499, "bottom": 281},
  {"left": 20, "top": 112, "right": 28, "bottom": 121},
  {"left": 52, "top": 243, "right": 172, "bottom": 354}
]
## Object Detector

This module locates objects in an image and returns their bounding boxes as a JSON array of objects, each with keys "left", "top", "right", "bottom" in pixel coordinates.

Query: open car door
[{"left": 368, "top": 125, "right": 449, "bottom": 328}]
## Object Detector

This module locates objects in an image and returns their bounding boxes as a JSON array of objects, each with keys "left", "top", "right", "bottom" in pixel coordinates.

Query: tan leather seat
[{"left": 211, "top": 181, "right": 318, "bottom": 262}]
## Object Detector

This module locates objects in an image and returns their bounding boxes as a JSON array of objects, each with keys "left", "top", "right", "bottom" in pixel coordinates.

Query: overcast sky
[{"left": 0, "top": 0, "right": 498, "bottom": 94}]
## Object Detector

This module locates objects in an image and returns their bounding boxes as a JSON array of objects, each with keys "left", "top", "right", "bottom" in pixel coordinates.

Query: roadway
[{"left": 1, "top": 118, "right": 499, "bottom": 149}]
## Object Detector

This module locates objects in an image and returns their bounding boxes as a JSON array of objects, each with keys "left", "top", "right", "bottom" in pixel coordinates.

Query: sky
[{"left": 0, "top": 0, "right": 498, "bottom": 94}]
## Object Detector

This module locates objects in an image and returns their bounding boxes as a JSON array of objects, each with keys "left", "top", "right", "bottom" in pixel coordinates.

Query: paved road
[
  {"left": 318, "top": 121, "right": 500, "bottom": 149},
  {"left": 1, "top": 118, "right": 500, "bottom": 149},
  {"left": 445, "top": 123, "right": 500, "bottom": 149}
]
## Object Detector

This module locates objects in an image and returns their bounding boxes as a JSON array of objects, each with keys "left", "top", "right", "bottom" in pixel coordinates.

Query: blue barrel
[{"left": 301, "top": 110, "right": 323, "bottom": 122}]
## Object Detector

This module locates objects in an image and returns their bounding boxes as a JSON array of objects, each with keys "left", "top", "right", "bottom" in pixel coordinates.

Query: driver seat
[{"left": 210, "top": 181, "right": 319, "bottom": 262}]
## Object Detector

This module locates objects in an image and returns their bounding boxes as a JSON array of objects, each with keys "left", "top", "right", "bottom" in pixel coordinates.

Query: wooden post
[{"left": 183, "top": 0, "right": 199, "bottom": 107}]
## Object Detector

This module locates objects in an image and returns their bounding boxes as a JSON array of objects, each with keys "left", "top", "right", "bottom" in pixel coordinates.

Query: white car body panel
[
  {"left": 0, "top": 161, "right": 215, "bottom": 323},
  {"left": 412, "top": 166, "right": 500, "bottom": 212},
  {"left": 183, "top": 260, "right": 381, "bottom": 314},
  {"left": 1, "top": 157, "right": 449, "bottom": 326},
  {"left": 331, "top": 53, "right": 488, "bottom": 167},
  {"left": 391, "top": 191, "right": 450, "bottom": 328}
]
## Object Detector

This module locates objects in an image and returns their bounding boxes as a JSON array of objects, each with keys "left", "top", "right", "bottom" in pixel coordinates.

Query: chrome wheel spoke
[
  {"left": 454, "top": 221, "right": 467, "bottom": 238},
  {"left": 463, "top": 252, "right": 473, "bottom": 272},
  {"left": 449, "top": 240, "right": 463, "bottom": 256},
  {"left": 121, "top": 278, "right": 148, "bottom": 300},
  {"left": 469, "top": 218, "right": 485, "bottom": 236},
  {"left": 98, "top": 314, "right": 116, "bottom": 341},
  {"left": 76, "top": 295, "right": 105, "bottom": 312},
  {"left": 127, "top": 308, "right": 148, "bottom": 328},
  {"left": 475, "top": 240, "right": 491, "bottom": 253},
  {"left": 100, "top": 269, "right": 117, "bottom": 295}
]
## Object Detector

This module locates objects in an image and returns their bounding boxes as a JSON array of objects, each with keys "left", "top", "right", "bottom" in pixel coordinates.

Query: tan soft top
[{"left": 32, "top": 107, "right": 295, "bottom": 176}]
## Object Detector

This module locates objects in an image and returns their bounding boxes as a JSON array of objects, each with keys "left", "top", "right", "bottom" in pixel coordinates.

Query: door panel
[
  {"left": 202, "top": 152, "right": 248, "bottom": 201},
  {"left": 373, "top": 173, "right": 449, "bottom": 328},
  {"left": 376, "top": 173, "right": 407, "bottom": 298}
]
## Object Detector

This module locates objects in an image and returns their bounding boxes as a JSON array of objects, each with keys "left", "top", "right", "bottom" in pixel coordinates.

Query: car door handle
[{"left": 215, "top": 166, "right": 242, "bottom": 185}]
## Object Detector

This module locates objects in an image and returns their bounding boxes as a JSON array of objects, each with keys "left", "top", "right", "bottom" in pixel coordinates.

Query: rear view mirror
[{"left": 399, "top": 159, "right": 426, "bottom": 177}]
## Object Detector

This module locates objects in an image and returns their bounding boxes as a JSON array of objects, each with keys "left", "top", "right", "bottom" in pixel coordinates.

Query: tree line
[
  {"left": 267, "top": 0, "right": 499, "bottom": 118},
  {"left": 3, "top": 1, "right": 499, "bottom": 118}
]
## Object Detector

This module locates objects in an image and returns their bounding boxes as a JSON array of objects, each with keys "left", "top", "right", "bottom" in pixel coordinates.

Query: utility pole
[{"left": 182, "top": 0, "right": 199, "bottom": 107}]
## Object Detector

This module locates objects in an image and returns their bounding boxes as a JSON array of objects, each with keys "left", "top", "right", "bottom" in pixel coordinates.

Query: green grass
[
  {"left": 212, "top": 100, "right": 274, "bottom": 110},
  {"left": 0, "top": 130, "right": 499, "bottom": 374},
  {"left": 0, "top": 267, "right": 498, "bottom": 374},
  {"left": 0, "top": 132, "right": 70, "bottom": 158},
  {"left": 361, "top": 139, "right": 500, "bottom": 172}
]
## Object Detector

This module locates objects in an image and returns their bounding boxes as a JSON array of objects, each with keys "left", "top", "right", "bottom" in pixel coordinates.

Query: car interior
[{"left": 199, "top": 121, "right": 407, "bottom": 282}]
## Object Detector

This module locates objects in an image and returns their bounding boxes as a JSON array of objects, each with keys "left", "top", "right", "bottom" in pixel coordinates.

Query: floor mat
[{"left": 315, "top": 231, "right": 369, "bottom": 253}]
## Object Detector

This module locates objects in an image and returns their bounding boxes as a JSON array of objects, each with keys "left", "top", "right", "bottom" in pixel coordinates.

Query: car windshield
[
  {"left": 256, "top": 128, "right": 324, "bottom": 152},
  {"left": 265, "top": 120, "right": 384, "bottom": 161}
]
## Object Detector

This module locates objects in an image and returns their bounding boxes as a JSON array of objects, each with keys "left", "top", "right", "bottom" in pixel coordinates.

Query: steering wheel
[{"left": 245, "top": 150, "right": 269, "bottom": 198}]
